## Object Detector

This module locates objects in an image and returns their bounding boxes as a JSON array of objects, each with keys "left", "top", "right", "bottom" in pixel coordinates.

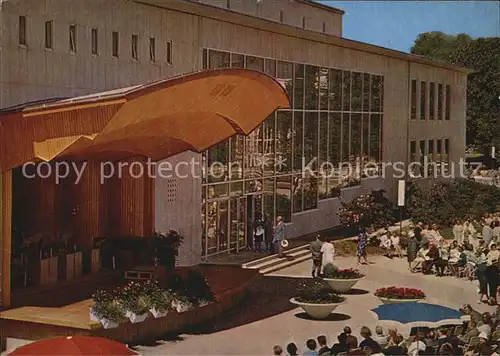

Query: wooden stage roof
[{"left": 0, "top": 68, "right": 290, "bottom": 172}]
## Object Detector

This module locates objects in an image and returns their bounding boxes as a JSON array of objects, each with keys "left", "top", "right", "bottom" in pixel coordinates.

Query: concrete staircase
[{"left": 242, "top": 244, "right": 311, "bottom": 275}]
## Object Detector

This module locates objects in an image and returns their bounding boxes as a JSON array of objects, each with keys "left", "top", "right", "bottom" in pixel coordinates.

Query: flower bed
[
  {"left": 374, "top": 286, "right": 425, "bottom": 304},
  {"left": 322, "top": 264, "right": 365, "bottom": 293},
  {"left": 90, "top": 270, "right": 215, "bottom": 328},
  {"left": 323, "top": 264, "right": 364, "bottom": 280},
  {"left": 292, "top": 280, "right": 345, "bottom": 319}
]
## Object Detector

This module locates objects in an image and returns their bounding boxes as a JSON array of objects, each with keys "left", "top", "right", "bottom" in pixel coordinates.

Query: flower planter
[
  {"left": 377, "top": 296, "right": 423, "bottom": 304},
  {"left": 172, "top": 300, "right": 191, "bottom": 313},
  {"left": 125, "top": 310, "right": 149, "bottom": 323},
  {"left": 323, "top": 277, "right": 364, "bottom": 293},
  {"left": 149, "top": 308, "right": 169, "bottom": 318},
  {"left": 289, "top": 298, "right": 342, "bottom": 320},
  {"left": 98, "top": 318, "right": 119, "bottom": 329},
  {"left": 89, "top": 308, "right": 98, "bottom": 322}
]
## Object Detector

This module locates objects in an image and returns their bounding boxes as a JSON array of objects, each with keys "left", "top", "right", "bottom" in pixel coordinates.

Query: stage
[{"left": 0, "top": 265, "right": 260, "bottom": 352}]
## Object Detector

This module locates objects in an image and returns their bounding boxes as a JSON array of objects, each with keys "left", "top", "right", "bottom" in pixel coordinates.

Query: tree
[{"left": 411, "top": 33, "right": 500, "bottom": 157}]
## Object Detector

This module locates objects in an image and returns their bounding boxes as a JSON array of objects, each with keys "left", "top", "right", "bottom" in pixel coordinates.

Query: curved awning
[{"left": 0, "top": 68, "right": 290, "bottom": 171}]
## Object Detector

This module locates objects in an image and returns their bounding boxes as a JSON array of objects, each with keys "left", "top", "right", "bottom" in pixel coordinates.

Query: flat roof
[
  {"left": 138, "top": 0, "right": 470, "bottom": 74},
  {"left": 296, "top": 0, "right": 345, "bottom": 15}
]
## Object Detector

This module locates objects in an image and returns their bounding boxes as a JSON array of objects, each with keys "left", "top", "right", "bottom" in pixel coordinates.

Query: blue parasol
[{"left": 371, "top": 303, "right": 464, "bottom": 328}]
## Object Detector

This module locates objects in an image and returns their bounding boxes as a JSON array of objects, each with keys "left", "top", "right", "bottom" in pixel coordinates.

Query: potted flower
[
  {"left": 322, "top": 263, "right": 365, "bottom": 293},
  {"left": 167, "top": 270, "right": 215, "bottom": 312},
  {"left": 116, "top": 281, "right": 150, "bottom": 323},
  {"left": 172, "top": 294, "right": 193, "bottom": 313},
  {"left": 290, "top": 280, "right": 345, "bottom": 319},
  {"left": 90, "top": 289, "right": 125, "bottom": 329},
  {"left": 374, "top": 286, "right": 425, "bottom": 304},
  {"left": 143, "top": 280, "right": 173, "bottom": 318}
]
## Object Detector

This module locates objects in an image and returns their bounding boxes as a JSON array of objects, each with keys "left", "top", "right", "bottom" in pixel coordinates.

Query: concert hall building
[{"left": 0, "top": 0, "right": 468, "bottom": 265}]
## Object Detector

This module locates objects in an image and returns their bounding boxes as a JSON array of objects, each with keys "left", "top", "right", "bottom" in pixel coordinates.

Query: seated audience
[
  {"left": 345, "top": 335, "right": 360, "bottom": 355},
  {"left": 359, "top": 326, "right": 382, "bottom": 354},
  {"left": 381, "top": 333, "right": 405, "bottom": 355},
  {"left": 372, "top": 326, "right": 388, "bottom": 347},
  {"left": 478, "top": 312, "right": 493, "bottom": 336},
  {"left": 303, "top": 339, "right": 318, "bottom": 356},
  {"left": 460, "top": 320, "right": 480, "bottom": 344},
  {"left": 423, "top": 331, "right": 438, "bottom": 348},
  {"left": 274, "top": 345, "right": 284, "bottom": 356},
  {"left": 287, "top": 343, "right": 299, "bottom": 356},
  {"left": 461, "top": 304, "right": 483, "bottom": 324},
  {"left": 407, "top": 332, "right": 426, "bottom": 356},
  {"left": 470, "top": 332, "right": 493, "bottom": 355},
  {"left": 316, "top": 336, "right": 330, "bottom": 356}
]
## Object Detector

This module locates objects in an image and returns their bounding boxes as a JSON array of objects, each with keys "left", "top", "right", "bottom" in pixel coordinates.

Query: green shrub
[
  {"left": 295, "top": 280, "right": 345, "bottom": 304},
  {"left": 322, "top": 263, "right": 364, "bottom": 279},
  {"left": 408, "top": 179, "right": 500, "bottom": 226},
  {"left": 338, "top": 189, "right": 398, "bottom": 232},
  {"left": 166, "top": 270, "right": 215, "bottom": 306},
  {"left": 91, "top": 289, "right": 126, "bottom": 322}
]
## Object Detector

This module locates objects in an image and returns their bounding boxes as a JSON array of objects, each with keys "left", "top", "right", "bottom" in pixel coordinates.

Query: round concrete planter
[
  {"left": 377, "top": 296, "right": 423, "bottom": 304},
  {"left": 323, "top": 277, "right": 364, "bottom": 293},
  {"left": 290, "top": 298, "right": 342, "bottom": 320}
]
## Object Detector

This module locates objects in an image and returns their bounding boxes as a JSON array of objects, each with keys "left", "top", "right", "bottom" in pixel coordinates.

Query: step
[
  {"left": 243, "top": 245, "right": 309, "bottom": 270},
  {"left": 242, "top": 244, "right": 309, "bottom": 269},
  {"left": 249, "top": 248, "right": 310, "bottom": 272},
  {"left": 260, "top": 253, "right": 312, "bottom": 275}
]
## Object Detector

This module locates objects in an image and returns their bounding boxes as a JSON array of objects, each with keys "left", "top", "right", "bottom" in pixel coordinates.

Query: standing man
[
  {"left": 273, "top": 215, "right": 286, "bottom": 258},
  {"left": 264, "top": 214, "right": 274, "bottom": 254},
  {"left": 483, "top": 219, "right": 494, "bottom": 246},
  {"left": 310, "top": 235, "right": 323, "bottom": 278}
]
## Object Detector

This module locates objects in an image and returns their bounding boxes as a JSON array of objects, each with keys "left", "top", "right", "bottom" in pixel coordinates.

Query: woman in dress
[
  {"left": 407, "top": 234, "right": 418, "bottom": 271},
  {"left": 390, "top": 232, "right": 403, "bottom": 258},
  {"left": 453, "top": 219, "right": 464, "bottom": 245},
  {"left": 357, "top": 229, "right": 369, "bottom": 265},
  {"left": 320, "top": 236, "right": 335, "bottom": 274},
  {"left": 411, "top": 242, "right": 430, "bottom": 272}
]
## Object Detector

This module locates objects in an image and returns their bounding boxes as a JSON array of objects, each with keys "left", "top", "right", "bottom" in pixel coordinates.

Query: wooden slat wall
[{"left": 1, "top": 170, "right": 13, "bottom": 308}]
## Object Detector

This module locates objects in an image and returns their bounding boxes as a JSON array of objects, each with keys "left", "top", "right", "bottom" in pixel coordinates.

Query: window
[
  {"left": 342, "top": 113, "right": 350, "bottom": 162},
  {"left": 342, "top": 71, "right": 351, "bottom": 111},
  {"left": 112, "top": 31, "right": 119, "bottom": 58},
  {"left": 166, "top": 40, "right": 172, "bottom": 65},
  {"left": 91, "top": 28, "right": 98, "bottom": 55},
  {"left": 302, "top": 16, "right": 306, "bottom": 28},
  {"left": 69, "top": 24, "right": 77, "bottom": 52},
  {"left": 322, "top": 22, "right": 326, "bottom": 33},
  {"left": 329, "top": 69, "right": 342, "bottom": 111},
  {"left": 429, "top": 82, "right": 435, "bottom": 120},
  {"left": 304, "top": 65, "right": 319, "bottom": 110},
  {"left": 410, "top": 80, "right": 417, "bottom": 120},
  {"left": 132, "top": 34, "right": 138, "bottom": 60},
  {"left": 208, "top": 49, "right": 230, "bottom": 69},
  {"left": 362, "top": 74, "right": 370, "bottom": 112},
  {"left": 420, "top": 81, "right": 426, "bottom": 120},
  {"left": 351, "top": 72, "right": 362, "bottom": 111},
  {"left": 419, "top": 140, "right": 426, "bottom": 175},
  {"left": 279, "top": 10, "right": 284, "bottom": 23},
  {"left": 149, "top": 37, "right": 155, "bottom": 62},
  {"left": 437, "top": 83, "right": 443, "bottom": 120},
  {"left": 428, "top": 139, "right": 434, "bottom": 161},
  {"left": 246, "top": 56, "right": 264, "bottom": 72},
  {"left": 19, "top": 16, "right": 27, "bottom": 46},
  {"left": 444, "top": 138, "right": 450, "bottom": 173},
  {"left": 277, "top": 61, "right": 293, "bottom": 105},
  {"left": 319, "top": 67, "right": 329, "bottom": 110},
  {"left": 230, "top": 53, "right": 244, "bottom": 68},
  {"left": 371, "top": 75, "right": 382, "bottom": 112},
  {"left": 445, "top": 85, "right": 451, "bottom": 120},
  {"left": 45, "top": 21, "right": 53, "bottom": 49},
  {"left": 436, "top": 139, "right": 442, "bottom": 163},
  {"left": 410, "top": 140, "right": 417, "bottom": 176},
  {"left": 294, "top": 63, "right": 304, "bottom": 109},
  {"left": 226, "top": 0, "right": 230, "bottom": 9}
]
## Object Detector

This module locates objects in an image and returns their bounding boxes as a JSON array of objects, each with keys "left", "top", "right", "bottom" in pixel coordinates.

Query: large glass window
[
  {"left": 445, "top": 85, "right": 451, "bottom": 120},
  {"left": 438, "top": 83, "right": 443, "bottom": 120},
  {"left": 351, "top": 113, "right": 362, "bottom": 160},
  {"left": 263, "top": 114, "right": 275, "bottom": 176},
  {"left": 411, "top": 79, "right": 417, "bottom": 120},
  {"left": 305, "top": 65, "right": 319, "bottom": 110},
  {"left": 419, "top": 140, "right": 426, "bottom": 175},
  {"left": 371, "top": 75, "right": 382, "bottom": 112},
  {"left": 293, "top": 112, "right": 304, "bottom": 172},
  {"left": 342, "top": 71, "right": 351, "bottom": 111},
  {"left": 351, "top": 72, "right": 363, "bottom": 111},
  {"left": 201, "top": 49, "right": 385, "bottom": 256},
  {"left": 276, "top": 175, "right": 291, "bottom": 222},
  {"left": 362, "top": 74, "right": 370, "bottom": 112},
  {"left": 246, "top": 56, "right": 264, "bottom": 71},
  {"left": 277, "top": 61, "right": 294, "bottom": 107},
  {"left": 329, "top": 69, "right": 342, "bottom": 111},
  {"left": 276, "top": 111, "right": 292, "bottom": 174},
  {"left": 329, "top": 113, "right": 341, "bottom": 166},
  {"left": 319, "top": 68, "right": 329, "bottom": 110},
  {"left": 294, "top": 63, "right": 305, "bottom": 109},
  {"left": 342, "top": 113, "right": 350, "bottom": 162},
  {"left": 209, "top": 50, "right": 230, "bottom": 68},
  {"left": 420, "top": 81, "right": 427, "bottom": 120},
  {"left": 370, "top": 114, "right": 381, "bottom": 162},
  {"left": 429, "top": 82, "right": 435, "bottom": 120},
  {"left": 304, "top": 112, "right": 318, "bottom": 172}
]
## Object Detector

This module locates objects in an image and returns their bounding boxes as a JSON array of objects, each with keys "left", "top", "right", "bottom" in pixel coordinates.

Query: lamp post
[{"left": 397, "top": 180, "right": 405, "bottom": 235}]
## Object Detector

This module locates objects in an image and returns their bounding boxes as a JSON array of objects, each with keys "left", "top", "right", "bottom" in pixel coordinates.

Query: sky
[{"left": 319, "top": 1, "right": 500, "bottom": 53}]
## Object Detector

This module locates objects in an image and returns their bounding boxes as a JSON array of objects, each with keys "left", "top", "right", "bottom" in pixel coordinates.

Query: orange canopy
[{"left": 0, "top": 68, "right": 290, "bottom": 172}]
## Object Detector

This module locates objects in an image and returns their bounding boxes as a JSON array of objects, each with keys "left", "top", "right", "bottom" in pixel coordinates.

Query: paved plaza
[{"left": 137, "top": 255, "right": 495, "bottom": 355}]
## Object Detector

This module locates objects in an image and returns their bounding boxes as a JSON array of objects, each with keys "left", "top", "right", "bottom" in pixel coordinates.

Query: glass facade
[{"left": 201, "top": 48, "right": 384, "bottom": 257}]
